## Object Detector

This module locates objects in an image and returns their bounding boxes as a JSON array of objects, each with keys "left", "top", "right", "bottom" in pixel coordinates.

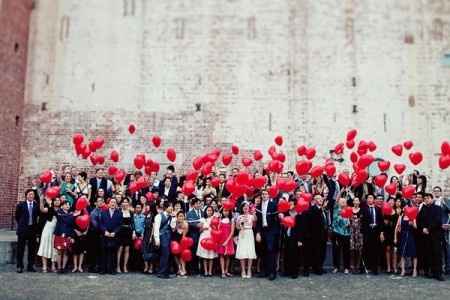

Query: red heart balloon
[
  {"left": 402, "top": 185, "right": 416, "bottom": 199},
  {"left": 340, "top": 207, "right": 353, "bottom": 219},
  {"left": 310, "top": 165, "right": 324, "bottom": 178},
  {"left": 325, "top": 163, "right": 336, "bottom": 177},
  {"left": 334, "top": 143, "right": 344, "bottom": 155},
  {"left": 151, "top": 135, "right": 162, "bottom": 148},
  {"left": 221, "top": 153, "right": 232, "bottom": 166},
  {"left": 346, "top": 129, "right": 358, "bottom": 141},
  {"left": 242, "top": 157, "right": 253, "bottom": 167},
  {"left": 368, "top": 141, "right": 377, "bottom": 152},
  {"left": 267, "top": 185, "right": 279, "bottom": 198},
  {"left": 378, "top": 160, "right": 390, "bottom": 172},
  {"left": 297, "top": 145, "right": 307, "bottom": 156},
  {"left": 75, "top": 215, "right": 90, "bottom": 231},
  {"left": 441, "top": 141, "right": 450, "bottom": 156},
  {"left": 346, "top": 140, "right": 355, "bottom": 149},
  {"left": 350, "top": 152, "right": 358, "bottom": 163},
  {"left": 72, "top": 133, "right": 84, "bottom": 145},
  {"left": 357, "top": 147, "right": 368, "bottom": 156},
  {"left": 405, "top": 206, "right": 418, "bottom": 221},
  {"left": 166, "top": 148, "right": 176, "bottom": 162},
  {"left": 39, "top": 170, "right": 52, "bottom": 184},
  {"left": 384, "top": 183, "right": 397, "bottom": 195},
  {"left": 305, "top": 148, "right": 316, "bottom": 160},
  {"left": 391, "top": 144, "right": 403, "bottom": 156},
  {"left": 277, "top": 199, "right": 290, "bottom": 213},
  {"left": 382, "top": 202, "right": 393, "bottom": 216},
  {"left": 268, "top": 160, "right": 283, "bottom": 173},
  {"left": 253, "top": 150, "right": 263, "bottom": 161},
  {"left": 231, "top": 144, "right": 239, "bottom": 155},
  {"left": 357, "top": 154, "right": 375, "bottom": 169},
  {"left": 403, "top": 140, "right": 413, "bottom": 150},
  {"left": 108, "top": 165, "right": 118, "bottom": 176},
  {"left": 252, "top": 175, "right": 267, "bottom": 189},
  {"left": 182, "top": 181, "right": 195, "bottom": 196},
  {"left": 373, "top": 174, "right": 388, "bottom": 188},
  {"left": 128, "top": 124, "right": 136, "bottom": 134},
  {"left": 134, "top": 155, "right": 145, "bottom": 169},
  {"left": 274, "top": 135, "right": 283, "bottom": 146},
  {"left": 295, "top": 198, "right": 309, "bottom": 213},
  {"left": 110, "top": 150, "right": 119, "bottom": 162},
  {"left": 114, "top": 169, "right": 125, "bottom": 183},
  {"left": 281, "top": 216, "right": 296, "bottom": 228},
  {"left": 295, "top": 160, "right": 312, "bottom": 175},
  {"left": 201, "top": 162, "right": 213, "bottom": 176},
  {"left": 439, "top": 155, "right": 450, "bottom": 170},
  {"left": 338, "top": 173, "right": 351, "bottom": 187},
  {"left": 300, "top": 192, "right": 313, "bottom": 202},
  {"left": 180, "top": 249, "right": 193, "bottom": 262},
  {"left": 394, "top": 163, "right": 406, "bottom": 175},
  {"left": 409, "top": 151, "right": 423, "bottom": 166},
  {"left": 171, "top": 241, "right": 182, "bottom": 255}
]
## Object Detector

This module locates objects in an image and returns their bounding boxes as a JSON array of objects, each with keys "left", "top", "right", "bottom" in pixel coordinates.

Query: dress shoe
[
  {"left": 268, "top": 273, "right": 276, "bottom": 281},
  {"left": 157, "top": 274, "right": 170, "bottom": 279},
  {"left": 257, "top": 272, "right": 267, "bottom": 278},
  {"left": 303, "top": 272, "right": 310, "bottom": 277},
  {"left": 290, "top": 274, "right": 298, "bottom": 279},
  {"left": 17, "top": 268, "right": 23, "bottom": 273},
  {"left": 27, "top": 267, "right": 36, "bottom": 272},
  {"left": 435, "top": 275, "right": 445, "bottom": 281}
]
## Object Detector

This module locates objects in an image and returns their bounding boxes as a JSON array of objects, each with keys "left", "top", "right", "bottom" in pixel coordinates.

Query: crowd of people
[{"left": 15, "top": 165, "right": 450, "bottom": 281}]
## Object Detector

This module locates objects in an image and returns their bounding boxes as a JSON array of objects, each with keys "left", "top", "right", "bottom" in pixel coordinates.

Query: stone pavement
[{"left": 0, "top": 265, "right": 448, "bottom": 300}]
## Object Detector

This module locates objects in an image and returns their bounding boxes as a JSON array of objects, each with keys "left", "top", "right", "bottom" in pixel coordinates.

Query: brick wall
[
  {"left": 0, "top": 0, "right": 32, "bottom": 228},
  {"left": 2, "top": 0, "right": 450, "bottom": 228}
]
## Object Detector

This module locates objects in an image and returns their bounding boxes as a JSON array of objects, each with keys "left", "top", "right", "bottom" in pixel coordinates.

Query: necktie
[
  {"left": 28, "top": 203, "right": 33, "bottom": 225},
  {"left": 371, "top": 207, "right": 376, "bottom": 225}
]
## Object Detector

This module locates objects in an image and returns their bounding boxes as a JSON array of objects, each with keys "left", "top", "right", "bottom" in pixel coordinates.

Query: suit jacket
[
  {"left": 256, "top": 199, "right": 280, "bottom": 234},
  {"left": 293, "top": 211, "right": 311, "bottom": 242},
  {"left": 361, "top": 206, "right": 384, "bottom": 235},
  {"left": 308, "top": 205, "right": 328, "bottom": 241},
  {"left": 417, "top": 204, "right": 443, "bottom": 234},
  {"left": 89, "top": 177, "right": 109, "bottom": 203},
  {"left": 158, "top": 176, "right": 178, "bottom": 202},
  {"left": 216, "top": 183, "right": 230, "bottom": 199},
  {"left": 186, "top": 209, "right": 202, "bottom": 237},
  {"left": 15, "top": 201, "right": 39, "bottom": 235},
  {"left": 99, "top": 209, "right": 123, "bottom": 235}
]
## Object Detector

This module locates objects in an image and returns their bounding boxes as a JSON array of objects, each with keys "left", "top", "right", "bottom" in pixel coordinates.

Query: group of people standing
[{"left": 15, "top": 166, "right": 450, "bottom": 282}]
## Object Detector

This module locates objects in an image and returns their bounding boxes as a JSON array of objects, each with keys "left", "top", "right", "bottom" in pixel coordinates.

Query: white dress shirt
[
  {"left": 153, "top": 212, "right": 176, "bottom": 244},
  {"left": 262, "top": 199, "right": 269, "bottom": 227}
]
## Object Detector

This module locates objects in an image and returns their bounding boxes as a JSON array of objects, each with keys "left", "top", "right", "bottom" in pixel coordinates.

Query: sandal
[
  {"left": 225, "top": 272, "right": 232, "bottom": 277},
  {"left": 42, "top": 268, "right": 48, "bottom": 273},
  {"left": 71, "top": 268, "right": 78, "bottom": 273}
]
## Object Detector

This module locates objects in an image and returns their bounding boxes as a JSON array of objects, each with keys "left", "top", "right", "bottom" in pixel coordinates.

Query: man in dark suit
[
  {"left": 186, "top": 198, "right": 202, "bottom": 275},
  {"left": 99, "top": 198, "right": 122, "bottom": 275},
  {"left": 308, "top": 194, "right": 329, "bottom": 275},
  {"left": 417, "top": 193, "right": 445, "bottom": 281},
  {"left": 89, "top": 168, "right": 111, "bottom": 205},
  {"left": 256, "top": 189, "right": 281, "bottom": 280},
  {"left": 154, "top": 201, "right": 174, "bottom": 278},
  {"left": 361, "top": 194, "right": 384, "bottom": 275},
  {"left": 293, "top": 199, "right": 312, "bottom": 277},
  {"left": 15, "top": 189, "right": 39, "bottom": 273},
  {"left": 158, "top": 165, "right": 178, "bottom": 203},
  {"left": 216, "top": 173, "right": 230, "bottom": 199}
]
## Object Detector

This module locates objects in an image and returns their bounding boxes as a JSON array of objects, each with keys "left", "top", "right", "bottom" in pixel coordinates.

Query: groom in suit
[
  {"left": 15, "top": 189, "right": 39, "bottom": 273},
  {"left": 256, "top": 189, "right": 281, "bottom": 280},
  {"left": 99, "top": 198, "right": 122, "bottom": 274},
  {"left": 186, "top": 198, "right": 202, "bottom": 275}
]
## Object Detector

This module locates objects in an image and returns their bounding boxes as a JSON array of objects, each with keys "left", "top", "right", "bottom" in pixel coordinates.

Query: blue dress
[{"left": 398, "top": 218, "right": 416, "bottom": 258}]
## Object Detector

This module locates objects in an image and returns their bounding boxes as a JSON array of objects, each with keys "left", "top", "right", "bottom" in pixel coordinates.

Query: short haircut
[
  {"left": 433, "top": 186, "right": 442, "bottom": 192},
  {"left": 79, "top": 171, "right": 87, "bottom": 180},
  {"left": 167, "top": 165, "right": 175, "bottom": 172},
  {"left": 96, "top": 168, "right": 104, "bottom": 173}
]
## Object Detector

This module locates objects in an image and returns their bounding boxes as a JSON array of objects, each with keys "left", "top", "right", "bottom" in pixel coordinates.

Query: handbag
[{"left": 54, "top": 235, "right": 72, "bottom": 251}]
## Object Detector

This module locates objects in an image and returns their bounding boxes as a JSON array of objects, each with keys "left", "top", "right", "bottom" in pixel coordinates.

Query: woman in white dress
[
  {"left": 235, "top": 201, "right": 257, "bottom": 278},
  {"left": 196, "top": 206, "right": 218, "bottom": 276},
  {"left": 37, "top": 196, "right": 61, "bottom": 272}
]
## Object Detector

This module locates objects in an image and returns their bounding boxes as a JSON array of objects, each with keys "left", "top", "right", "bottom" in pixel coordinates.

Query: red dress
[{"left": 216, "top": 218, "right": 235, "bottom": 256}]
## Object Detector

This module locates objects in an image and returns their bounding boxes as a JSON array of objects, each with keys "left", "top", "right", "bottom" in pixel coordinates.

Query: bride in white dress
[{"left": 235, "top": 201, "right": 257, "bottom": 278}]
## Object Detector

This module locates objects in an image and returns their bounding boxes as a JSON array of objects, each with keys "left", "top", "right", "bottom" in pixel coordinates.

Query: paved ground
[{"left": 0, "top": 266, "right": 448, "bottom": 300}]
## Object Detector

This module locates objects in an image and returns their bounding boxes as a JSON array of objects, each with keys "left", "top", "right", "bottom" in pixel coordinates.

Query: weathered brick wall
[
  {"left": 0, "top": 0, "right": 33, "bottom": 228},
  {"left": 3, "top": 0, "right": 450, "bottom": 228}
]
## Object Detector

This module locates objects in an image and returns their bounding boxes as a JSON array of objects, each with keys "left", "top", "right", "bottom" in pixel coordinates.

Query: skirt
[
  {"left": 235, "top": 229, "right": 256, "bottom": 259},
  {"left": 37, "top": 218, "right": 57, "bottom": 260},
  {"left": 196, "top": 230, "right": 217, "bottom": 259}
]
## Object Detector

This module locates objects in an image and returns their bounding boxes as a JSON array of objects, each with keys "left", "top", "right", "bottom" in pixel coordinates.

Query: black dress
[
  {"left": 72, "top": 223, "right": 88, "bottom": 255},
  {"left": 118, "top": 211, "right": 133, "bottom": 247},
  {"left": 142, "top": 213, "right": 156, "bottom": 262},
  {"left": 382, "top": 213, "right": 398, "bottom": 247}
]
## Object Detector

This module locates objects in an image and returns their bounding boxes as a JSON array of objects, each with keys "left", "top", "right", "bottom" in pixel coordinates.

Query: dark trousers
[
  {"left": 188, "top": 232, "right": 200, "bottom": 274},
  {"left": 261, "top": 229, "right": 279, "bottom": 276},
  {"left": 299, "top": 239, "right": 313, "bottom": 273},
  {"left": 415, "top": 233, "right": 425, "bottom": 272},
  {"left": 428, "top": 232, "right": 443, "bottom": 277},
  {"left": 283, "top": 237, "right": 299, "bottom": 276},
  {"left": 16, "top": 227, "right": 37, "bottom": 269},
  {"left": 332, "top": 233, "right": 350, "bottom": 269},
  {"left": 444, "top": 232, "right": 450, "bottom": 273},
  {"left": 363, "top": 229, "right": 381, "bottom": 272},
  {"left": 158, "top": 233, "right": 171, "bottom": 275},
  {"left": 101, "top": 237, "right": 118, "bottom": 274},
  {"left": 87, "top": 230, "right": 102, "bottom": 271},
  {"left": 310, "top": 236, "right": 327, "bottom": 272}
]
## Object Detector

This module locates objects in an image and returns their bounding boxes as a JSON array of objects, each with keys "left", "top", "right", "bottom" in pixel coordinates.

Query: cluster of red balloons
[{"left": 171, "top": 236, "right": 194, "bottom": 262}]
